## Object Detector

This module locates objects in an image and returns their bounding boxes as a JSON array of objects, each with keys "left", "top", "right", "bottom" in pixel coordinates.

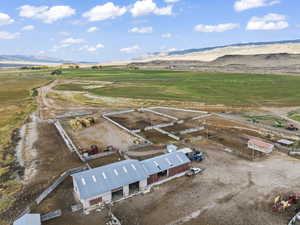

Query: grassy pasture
[
  {"left": 57, "top": 69, "right": 300, "bottom": 106},
  {"left": 0, "top": 70, "right": 51, "bottom": 223}
]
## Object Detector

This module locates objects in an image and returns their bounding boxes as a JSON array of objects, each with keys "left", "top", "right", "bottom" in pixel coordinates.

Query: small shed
[
  {"left": 247, "top": 139, "right": 274, "bottom": 159},
  {"left": 14, "top": 214, "right": 41, "bottom": 225},
  {"left": 277, "top": 139, "right": 294, "bottom": 147}
]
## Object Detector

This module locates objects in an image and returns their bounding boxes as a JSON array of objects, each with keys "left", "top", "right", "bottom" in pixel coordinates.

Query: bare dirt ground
[
  {"left": 63, "top": 117, "right": 136, "bottom": 151},
  {"left": 5, "top": 122, "right": 83, "bottom": 223},
  {"left": 109, "top": 111, "right": 174, "bottom": 131},
  {"left": 113, "top": 140, "right": 300, "bottom": 225}
]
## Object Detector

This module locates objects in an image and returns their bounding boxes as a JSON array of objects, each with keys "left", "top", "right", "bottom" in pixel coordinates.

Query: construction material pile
[
  {"left": 69, "top": 117, "right": 96, "bottom": 130},
  {"left": 272, "top": 193, "right": 300, "bottom": 212}
]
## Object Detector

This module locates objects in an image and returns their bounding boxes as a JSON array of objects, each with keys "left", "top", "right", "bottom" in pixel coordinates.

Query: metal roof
[
  {"left": 141, "top": 152, "right": 190, "bottom": 176},
  {"left": 14, "top": 214, "right": 41, "bottom": 225},
  {"left": 72, "top": 159, "right": 148, "bottom": 200},
  {"left": 277, "top": 139, "right": 294, "bottom": 145}
]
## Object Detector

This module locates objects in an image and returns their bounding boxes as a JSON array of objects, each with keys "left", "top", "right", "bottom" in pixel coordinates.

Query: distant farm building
[
  {"left": 247, "top": 139, "right": 274, "bottom": 159},
  {"left": 72, "top": 152, "right": 190, "bottom": 209},
  {"left": 277, "top": 139, "right": 294, "bottom": 147}
]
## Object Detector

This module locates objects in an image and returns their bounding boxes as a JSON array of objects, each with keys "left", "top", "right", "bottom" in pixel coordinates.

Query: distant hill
[
  {"left": 0, "top": 55, "right": 95, "bottom": 65},
  {"left": 0, "top": 55, "right": 71, "bottom": 64},
  {"left": 166, "top": 39, "right": 300, "bottom": 56}
]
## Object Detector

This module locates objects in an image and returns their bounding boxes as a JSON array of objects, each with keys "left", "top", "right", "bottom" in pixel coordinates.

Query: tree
[{"left": 51, "top": 69, "right": 62, "bottom": 75}]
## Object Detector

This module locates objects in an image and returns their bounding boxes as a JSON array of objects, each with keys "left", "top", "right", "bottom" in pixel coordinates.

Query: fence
[
  {"left": 56, "top": 111, "right": 93, "bottom": 119},
  {"left": 179, "top": 127, "right": 205, "bottom": 135},
  {"left": 41, "top": 210, "right": 62, "bottom": 222},
  {"left": 127, "top": 143, "right": 152, "bottom": 151},
  {"left": 35, "top": 165, "right": 88, "bottom": 204},
  {"left": 142, "top": 108, "right": 178, "bottom": 121},
  {"left": 154, "top": 127, "right": 180, "bottom": 141},
  {"left": 54, "top": 120, "right": 86, "bottom": 162},
  {"left": 144, "top": 122, "right": 176, "bottom": 131},
  {"left": 84, "top": 151, "right": 115, "bottom": 161},
  {"left": 103, "top": 114, "right": 152, "bottom": 144},
  {"left": 148, "top": 106, "right": 209, "bottom": 114}
]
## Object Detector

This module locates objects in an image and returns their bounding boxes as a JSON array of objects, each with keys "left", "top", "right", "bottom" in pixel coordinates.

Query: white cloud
[
  {"left": 167, "top": 48, "right": 177, "bottom": 52},
  {"left": 87, "top": 27, "right": 98, "bottom": 33},
  {"left": 22, "top": 25, "right": 35, "bottom": 31},
  {"left": 234, "top": 0, "right": 280, "bottom": 12},
  {"left": 164, "top": 0, "right": 180, "bottom": 3},
  {"left": 0, "top": 13, "right": 14, "bottom": 26},
  {"left": 59, "top": 31, "right": 70, "bottom": 36},
  {"left": 131, "top": 0, "right": 173, "bottom": 17},
  {"left": 83, "top": 2, "right": 127, "bottom": 22},
  {"left": 81, "top": 43, "right": 104, "bottom": 52},
  {"left": 0, "top": 31, "right": 20, "bottom": 39},
  {"left": 194, "top": 23, "right": 239, "bottom": 32},
  {"left": 61, "top": 37, "right": 86, "bottom": 46},
  {"left": 246, "top": 13, "right": 288, "bottom": 30},
  {"left": 129, "top": 26, "right": 153, "bottom": 33},
  {"left": 162, "top": 33, "right": 172, "bottom": 38},
  {"left": 120, "top": 45, "right": 140, "bottom": 53},
  {"left": 19, "top": 5, "right": 75, "bottom": 23}
]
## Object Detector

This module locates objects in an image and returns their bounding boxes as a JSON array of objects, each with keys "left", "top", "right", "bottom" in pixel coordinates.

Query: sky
[{"left": 0, "top": 0, "right": 299, "bottom": 62}]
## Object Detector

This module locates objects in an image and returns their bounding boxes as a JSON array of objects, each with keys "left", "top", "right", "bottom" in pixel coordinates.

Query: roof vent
[
  {"left": 153, "top": 160, "right": 162, "bottom": 170},
  {"left": 131, "top": 164, "right": 137, "bottom": 170},
  {"left": 114, "top": 169, "right": 119, "bottom": 176},
  {"left": 165, "top": 158, "right": 173, "bottom": 166},
  {"left": 81, "top": 178, "right": 86, "bottom": 185},
  {"left": 102, "top": 172, "right": 107, "bottom": 179},
  {"left": 92, "top": 175, "right": 97, "bottom": 183},
  {"left": 123, "top": 166, "right": 128, "bottom": 173},
  {"left": 176, "top": 154, "right": 184, "bottom": 163}
]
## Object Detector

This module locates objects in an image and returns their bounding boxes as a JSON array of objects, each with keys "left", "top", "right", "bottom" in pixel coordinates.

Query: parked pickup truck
[{"left": 186, "top": 168, "right": 205, "bottom": 177}]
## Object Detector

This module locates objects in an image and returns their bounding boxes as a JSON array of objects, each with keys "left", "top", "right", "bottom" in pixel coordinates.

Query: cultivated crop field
[{"left": 56, "top": 69, "right": 300, "bottom": 106}]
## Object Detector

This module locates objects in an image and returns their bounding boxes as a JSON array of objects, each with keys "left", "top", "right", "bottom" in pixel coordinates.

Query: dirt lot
[
  {"left": 4, "top": 122, "right": 83, "bottom": 224},
  {"left": 109, "top": 111, "right": 174, "bottom": 130},
  {"left": 63, "top": 118, "right": 136, "bottom": 151},
  {"left": 141, "top": 129, "right": 177, "bottom": 144},
  {"left": 112, "top": 140, "right": 300, "bottom": 225}
]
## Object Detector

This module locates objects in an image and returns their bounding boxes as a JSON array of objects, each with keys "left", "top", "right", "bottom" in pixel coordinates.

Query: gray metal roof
[
  {"left": 72, "top": 159, "right": 148, "bottom": 200},
  {"left": 14, "top": 214, "right": 41, "bottom": 225},
  {"left": 141, "top": 152, "right": 190, "bottom": 176}
]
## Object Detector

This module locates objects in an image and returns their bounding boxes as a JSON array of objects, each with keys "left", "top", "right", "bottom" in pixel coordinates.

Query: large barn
[{"left": 72, "top": 152, "right": 191, "bottom": 209}]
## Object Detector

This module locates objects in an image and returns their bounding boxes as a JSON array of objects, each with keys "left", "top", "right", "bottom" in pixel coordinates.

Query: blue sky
[{"left": 0, "top": 0, "right": 298, "bottom": 62}]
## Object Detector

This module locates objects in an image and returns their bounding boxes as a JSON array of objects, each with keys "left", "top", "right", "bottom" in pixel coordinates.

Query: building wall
[
  {"left": 123, "top": 185, "right": 129, "bottom": 197},
  {"left": 82, "top": 191, "right": 112, "bottom": 209},
  {"left": 168, "top": 164, "right": 190, "bottom": 177},
  {"left": 147, "top": 163, "right": 190, "bottom": 185},
  {"left": 139, "top": 179, "right": 147, "bottom": 191},
  {"left": 147, "top": 173, "right": 158, "bottom": 185}
]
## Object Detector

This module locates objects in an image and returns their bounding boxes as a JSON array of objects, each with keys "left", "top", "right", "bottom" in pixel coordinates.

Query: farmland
[
  {"left": 1, "top": 67, "right": 300, "bottom": 225},
  {"left": 0, "top": 70, "right": 52, "bottom": 224},
  {"left": 56, "top": 69, "right": 300, "bottom": 106}
]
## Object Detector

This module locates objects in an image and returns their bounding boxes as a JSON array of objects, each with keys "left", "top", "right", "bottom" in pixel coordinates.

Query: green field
[{"left": 57, "top": 69, "right": 300, "bottom": 106}]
